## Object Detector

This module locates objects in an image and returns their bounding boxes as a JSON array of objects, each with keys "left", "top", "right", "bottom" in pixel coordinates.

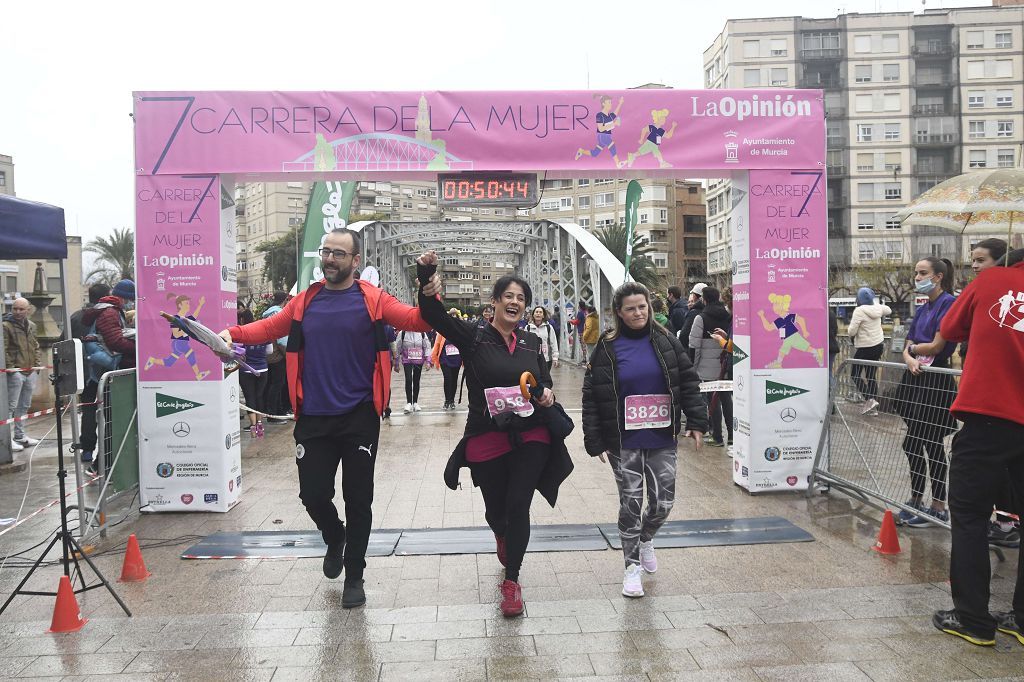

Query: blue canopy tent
[
  {"left": 0, "top": 194, "right": 75, "bottom": 472},
  {"left": 0, "top": 194, "right": 68, "bottom": 260}
]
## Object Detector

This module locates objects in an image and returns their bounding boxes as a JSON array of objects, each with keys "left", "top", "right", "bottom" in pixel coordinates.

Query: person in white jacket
[
  {"left": 395, "top": 330, "right": 432, "bottom": 412},
  {"left": 847, "top": 287, "right": 891, "bottom": 414},
  {"left": 525, "top": 306, "right": 559, "bottom": 372}
]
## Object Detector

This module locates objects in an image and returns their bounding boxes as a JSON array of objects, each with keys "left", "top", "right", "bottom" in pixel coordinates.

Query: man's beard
[{"left": 323, "top": 263, "right": 353, "bottom": 284}]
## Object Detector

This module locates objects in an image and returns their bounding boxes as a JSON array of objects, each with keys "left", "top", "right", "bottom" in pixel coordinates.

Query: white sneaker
[
  {"left": 11, "top": 439, "right": 24, "bottom": 452},
  {"left": 403, "top": 403, "right": 413, "bottom": 414},
  {"left": 413, "top": 403, "right": 422, "bottom": 412},
  {"left": 17, "top": 436, "right": 39, "bottom": 446},
  {"left": 861, "top": 399, "right": 879, "bottom": 415},
  {"left": 622, "top": 564, "right": 644, "bottom": 598},
  {"left": 639, "top": 540, "right": 658, "bottom": 573}
]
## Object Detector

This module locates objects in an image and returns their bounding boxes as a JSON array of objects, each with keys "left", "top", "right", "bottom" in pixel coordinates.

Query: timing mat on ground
[
  {"left": 597, "top": 516, "right": 815, "bottom": 550},
  {"left": 181, "top": 517, "right": 813, "bottom": 559}
]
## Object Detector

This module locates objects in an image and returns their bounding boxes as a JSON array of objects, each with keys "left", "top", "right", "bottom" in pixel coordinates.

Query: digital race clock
[{"left": 437, "top": 172, "right": 539, "bottom": 207}]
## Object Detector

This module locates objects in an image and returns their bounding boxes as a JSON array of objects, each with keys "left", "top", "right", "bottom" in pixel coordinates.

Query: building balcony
[
  {"left": 826, "top": 136, "right": 847, "bottom": 149},
  {"left": 825, "top": 106, "right": 846, "bottom": 118},
  {"left": 800, "top": 47, "right": 843, "bottom": 61},
  {"left": 912, "top": 41, "right": 956, "bottom": 58},
  {"left": 912, "top": 103, "right": 957, "bottom": 116},
  {"left": 913, "top": 164, "right": 954, "bottom": 175},
  {"left": 799, "top": 76, "right": 845, "bottom": 89},
  {"left": 829, "top": 195, "right": 849, "bottom": 207},
  {"left": 827, "top": 164, "right": 847, "bottom": 177},
  {"left": 913, "top": 75, "right": 955, "bottom": 89},
  {"left": 914, "top": 132, "right": 958, "bottom": 146}
]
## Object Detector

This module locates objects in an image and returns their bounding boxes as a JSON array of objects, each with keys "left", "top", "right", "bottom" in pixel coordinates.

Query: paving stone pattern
[{"left": 0, "top": 364, "right": 1021, "bottom": 680}]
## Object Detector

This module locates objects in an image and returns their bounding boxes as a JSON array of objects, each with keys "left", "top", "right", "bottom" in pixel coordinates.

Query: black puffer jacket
[{"left": 582, "top": 324, "right": 709, "bottom": 457}]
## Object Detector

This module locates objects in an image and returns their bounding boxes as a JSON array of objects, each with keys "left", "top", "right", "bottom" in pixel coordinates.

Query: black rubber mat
[
  {"left": 597, "top": 516, "right": 814, "bottom": 550},
  {"left": 181, "top": 530, "right": 401, "bottom": 559},
  {"left": 395, "top": 524, "right": 609, "bottom": 556}
]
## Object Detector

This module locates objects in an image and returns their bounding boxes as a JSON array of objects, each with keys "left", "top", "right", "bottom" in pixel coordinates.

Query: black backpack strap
[{"left": 458, "top": 324, "right": 487, "bottom": 405}]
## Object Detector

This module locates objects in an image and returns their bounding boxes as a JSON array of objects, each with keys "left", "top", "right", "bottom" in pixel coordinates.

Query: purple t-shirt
[
  {"left": 646, "top": 125, "right": 666, "bottom": 145},
  {"left": 908, "top": 291, "right": 956, "bottom": 365},
  {"left": 612, "top": 335, "right": 675, "bottom": 450},
  {"left": 300, "top": 285, "right": 375, "bottom": 416},
  {"left": 774, "top": 313, "right": 799, "bottom": 338}
]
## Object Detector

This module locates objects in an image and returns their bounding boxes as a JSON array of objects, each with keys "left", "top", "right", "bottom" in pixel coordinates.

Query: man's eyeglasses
[{"left": 319, "top": 248, "right": 355, "bottom": 260}]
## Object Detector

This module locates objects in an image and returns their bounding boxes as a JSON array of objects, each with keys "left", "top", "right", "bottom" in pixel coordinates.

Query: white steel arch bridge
[{"left": 348, "top": 219, "right": 628, "bottom": 332}]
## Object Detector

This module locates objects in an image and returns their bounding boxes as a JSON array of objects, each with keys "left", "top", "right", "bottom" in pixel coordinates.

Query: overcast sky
[{"left": 1, "top": 0, "right": 988, "bottom": 252}]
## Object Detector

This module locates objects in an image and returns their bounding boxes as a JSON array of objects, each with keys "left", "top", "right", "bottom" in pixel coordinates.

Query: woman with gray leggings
[{"left": 582, "top": 282, "right": 708, "bottom": 598}]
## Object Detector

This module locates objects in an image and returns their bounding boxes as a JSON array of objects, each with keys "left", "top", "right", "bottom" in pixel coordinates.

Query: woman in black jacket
[
  {"left": 582, "top": 282, "right": 708, "bottom": 599},
  {"left": 415, "top": 250, "right": 566, "bottom": 618}
]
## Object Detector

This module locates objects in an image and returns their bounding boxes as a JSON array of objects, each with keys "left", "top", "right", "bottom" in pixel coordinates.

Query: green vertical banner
[
  {"left": 622, "top": 180, "right": 643, "bottom": 281},
  {"left": 297, "top": 181, "right": 356, "bottom": 292}
]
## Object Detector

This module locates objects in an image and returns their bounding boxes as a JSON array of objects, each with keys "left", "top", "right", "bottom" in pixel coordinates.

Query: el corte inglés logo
[
  {"left": 732, "top": 344, "right": 749, "bottom": 365},
  {"left": 765, "top": 380, "right": 809, "bottom": 404},
  {"left": 156, "top": 392, "right": 205, "bottom": 418}
]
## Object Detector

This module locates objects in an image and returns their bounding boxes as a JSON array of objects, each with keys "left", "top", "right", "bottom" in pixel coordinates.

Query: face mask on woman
[{"left": 915, "top": 278, "right": 936, "bottom": 295}]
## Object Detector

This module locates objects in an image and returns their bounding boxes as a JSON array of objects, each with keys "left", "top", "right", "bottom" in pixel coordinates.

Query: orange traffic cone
[
  {"left": 873, "top": 510, "right": 901, "bottom": 555},
  {"left": 48, "top": 575, "right": 87, "bottom": 632},
  {"left": 118, "top": 534, "right": 151, "bottom": 582}
]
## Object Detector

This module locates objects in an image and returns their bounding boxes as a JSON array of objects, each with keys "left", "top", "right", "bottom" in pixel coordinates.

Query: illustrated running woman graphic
[
  {"left": 144, "top": 293, "right": 211, "bottom": 380},
  {"left": 575, "top": 95, "right": 625, "bottom": 168},
  {"left": 757, "top": 293, "right": 825, "bottom": 368},
  {"left": 627, "top": 109, "right": 677, "bottom": 169}
]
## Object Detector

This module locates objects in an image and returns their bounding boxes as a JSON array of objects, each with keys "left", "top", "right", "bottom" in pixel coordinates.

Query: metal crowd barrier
[
  {"left": 80, "top": 368, "right": 139, "bottom": 544},
  {"left": 812, "top": 358, "right": 958, "bottom": 531}
]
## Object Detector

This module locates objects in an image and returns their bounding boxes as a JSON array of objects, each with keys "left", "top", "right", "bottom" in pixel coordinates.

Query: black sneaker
[
  {"left": 342, "top": 579, "right": 366, "bottom": 608},
  {"left": 988, "top": 522, "right": 1021, "bottom": 548},
  {"left": 322, "top": 542, "right": 345, "bottom": 579},
  {"left": 995, "top": 611, "right": 1024, "bottom": 645},
  {"left": 932, "top": 609, "right": 995, "bottom": 646}
]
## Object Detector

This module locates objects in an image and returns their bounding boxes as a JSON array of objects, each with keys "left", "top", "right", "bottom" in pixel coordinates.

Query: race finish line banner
[
  {"left": 731, "top": 170, "right": 828, "bottom": 493},
  {"left": 135, "top": 175, "right": 241, "bottom": 512},
  {"left": 133, "top": 89, "right": 825, "bottom": 500}
]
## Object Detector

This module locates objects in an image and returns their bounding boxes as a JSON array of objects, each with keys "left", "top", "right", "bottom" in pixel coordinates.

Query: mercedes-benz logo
[
  {"left": 780, "top": 407, "right": 797, "bottom": 423},
  {"left": 172, "top": 421, "right": 191, "bottom": 437}
]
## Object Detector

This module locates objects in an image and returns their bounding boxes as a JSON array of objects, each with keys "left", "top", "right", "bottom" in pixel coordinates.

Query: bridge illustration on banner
[{"left": 282, "top": 132, "right": 474, "bottom": 172}]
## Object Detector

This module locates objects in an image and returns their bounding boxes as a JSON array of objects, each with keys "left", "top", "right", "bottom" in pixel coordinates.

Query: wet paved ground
[{"left": 1, "top": 362, "right": 1022, "bottom": 680}]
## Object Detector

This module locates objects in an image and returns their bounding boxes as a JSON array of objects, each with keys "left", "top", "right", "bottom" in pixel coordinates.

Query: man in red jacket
[
  {"left": 933, "top": 251, "right": 1024, "bottom": 647},
  {"left": 220, "top": 228, "right": 437, "bottom": 609}
]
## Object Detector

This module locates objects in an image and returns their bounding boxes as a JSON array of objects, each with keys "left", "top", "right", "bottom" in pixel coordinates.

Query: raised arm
[
  {"left": 227, "top": 295, "right": 299, "bottom": 345},
  {"left": 415, "top": 255, "right": 476, "bottom": 349}
]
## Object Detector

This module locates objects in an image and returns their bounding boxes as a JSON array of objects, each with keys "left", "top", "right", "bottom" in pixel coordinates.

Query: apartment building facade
[
  {"left": 703, "top": 4, "right": 1024, "bottom": 279},
  {"left": 529, "top": 178, "right": 708, "bottom": 287}
]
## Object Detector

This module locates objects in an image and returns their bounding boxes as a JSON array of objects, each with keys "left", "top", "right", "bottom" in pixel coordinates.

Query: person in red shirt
[{"left": 932, "top": 249, "right": 1024, "bottom": 647}]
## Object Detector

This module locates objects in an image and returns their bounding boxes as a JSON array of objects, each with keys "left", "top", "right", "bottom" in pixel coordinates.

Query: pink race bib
[
  {"left": 407, "top": 347, "right": 423, "bottom": 360},
  {"left": 445, "top": 344, "right": 460, "bottom": 356},
  {"left": 484, "top": 385, "right": 534, "bottom": 418},
  {"left": 623, "top": 394, "right": 671, "bottom": 431}
]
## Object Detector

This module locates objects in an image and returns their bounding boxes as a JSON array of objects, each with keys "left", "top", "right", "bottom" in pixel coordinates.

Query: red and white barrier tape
[
  {"left": 238, "top": 404, "right": 294, "bottom": 421},
  {"left": 0, "top": 366, "right": 50, "bottom": 374},
  {"left": 0, "top": 400, "right": 99, "bottom": 427},
  {"left": 0, "top": 473, "right": 100, "bottom": 538},
  {"left": 0, "top": 408, "right": 57, "bottom": 427}
]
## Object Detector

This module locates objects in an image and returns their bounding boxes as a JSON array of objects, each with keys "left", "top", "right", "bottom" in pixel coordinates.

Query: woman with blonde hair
[
  {"left": 757, "top": 293, "right": 825, "bottom": 368},
  {"left": 627, "top": 109, "right": 678, "bottom": 169}
]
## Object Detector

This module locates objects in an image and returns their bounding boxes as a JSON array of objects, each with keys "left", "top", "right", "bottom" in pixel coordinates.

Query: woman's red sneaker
[
  {"left": 499, "top": 579, "right": 524, "bottom": 617},
  {"left": 495, "top": 533, "right": 507, "bottom": 567}
]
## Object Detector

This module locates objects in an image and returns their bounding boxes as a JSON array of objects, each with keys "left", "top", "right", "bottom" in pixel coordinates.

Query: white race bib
[
  {"left": 484, "top": 385, "right": 534, "bottom": 418},
  {"left": 623, "top": 394, "right": 671, "bottom": 430},
  {"left": 407, "top": 347, "right": 423, "bottom": 360}
]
